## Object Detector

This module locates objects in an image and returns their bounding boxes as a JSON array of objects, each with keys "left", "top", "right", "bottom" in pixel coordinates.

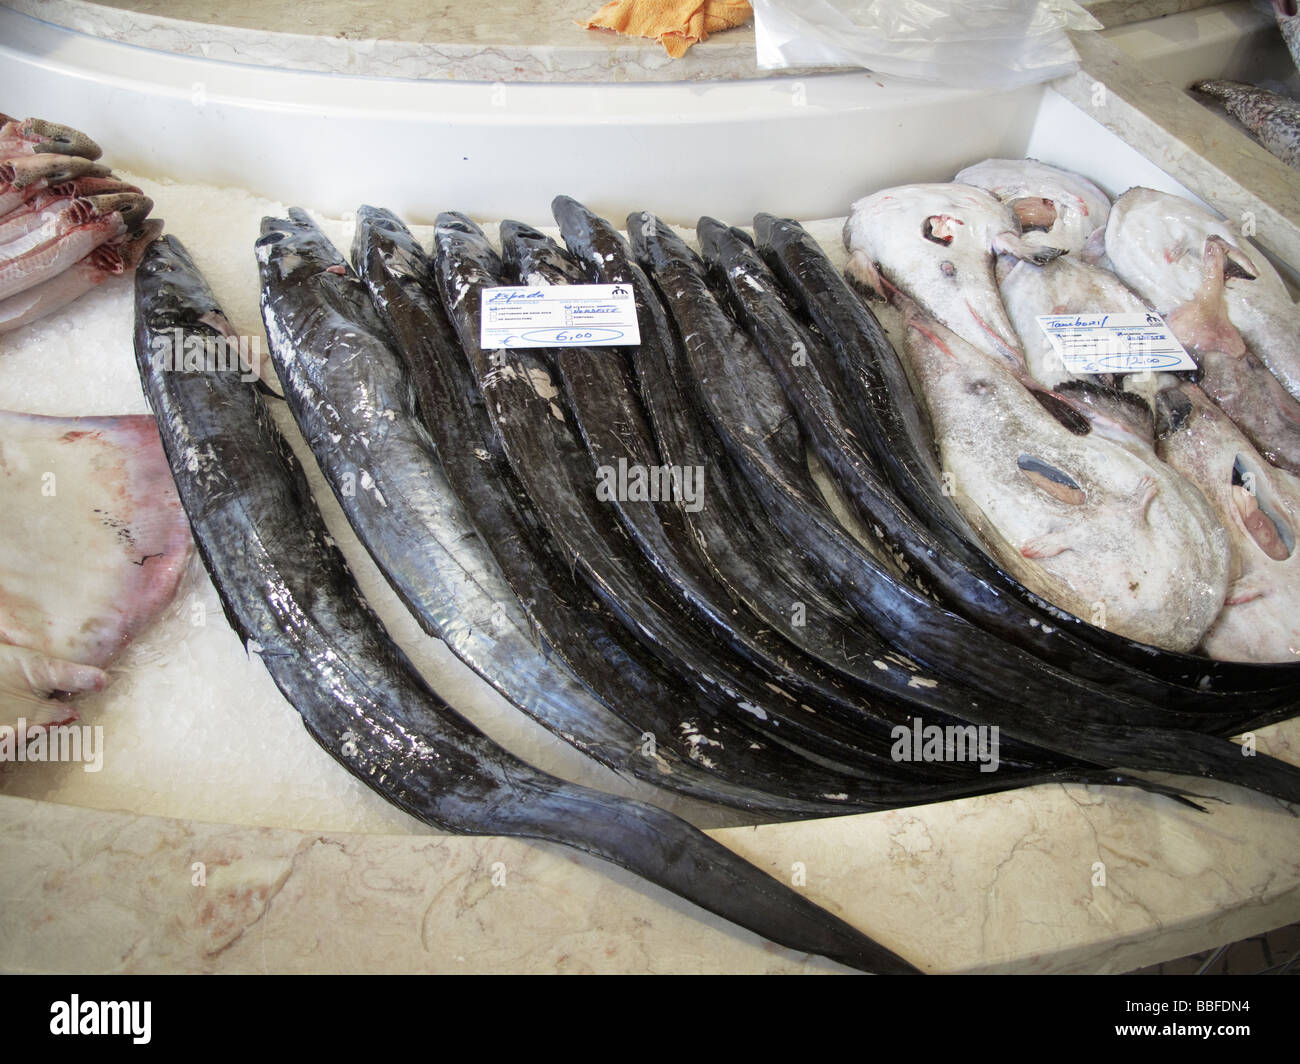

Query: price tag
[
  {"left": 1035, "top": 312, "right": 1198, "bottom": 374},
  {"left": 479, "top": 284, "right": 641, "bottom": 350}
]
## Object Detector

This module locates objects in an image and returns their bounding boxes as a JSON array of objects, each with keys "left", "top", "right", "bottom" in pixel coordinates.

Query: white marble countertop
[
  {"left": 3, "top": 0, "right": 1300, "bottom": 977},
  {"left": 3, "top": 0, "right": 1230, "bottom": 83}
]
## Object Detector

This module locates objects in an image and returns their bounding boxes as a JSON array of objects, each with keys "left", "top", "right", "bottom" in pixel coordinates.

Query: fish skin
[
  {"left": 891, "top": 294, "right": 1231, "bottom": 655},
  {"left": 1192, "top": 79, "right": 1300, "bottom": 168},
  {"left": 757, "top": 213, "right": 1300, "bottom": 714},
  {"left": 1276, "top": 0, "right": 1300, "bottom": 72},
  {"left": 136, "top": 231, "right": 923, "bottom": 976},
  {"left": 955, "top": 158, "right": 1111, "bottom": 257},
  {"left": 623, "top": 213, "right": 1300, "bottom": 804},
  {"left": 842, "top": 182, "right": 1063, "bottom": 369},
  {"left": 1106, "top": 187, "right": 1300, "bottom": 406},
  {"left": 1156, "top": 379, "right": 1300, "bottom": 662},
  {"left": 0, "top": 408, "right": 192, "bottom": 729},
  {"left": 1163, "top": 234, "right": 1300, "bottom": 475}
]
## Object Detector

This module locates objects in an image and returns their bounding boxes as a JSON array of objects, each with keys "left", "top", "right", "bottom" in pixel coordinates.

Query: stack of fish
[
  {"left": 1, "top": 113, "right": 160, "bottom": 333},
  {"left": 844, "top": 160, "right": 1300, "bottom": 665},
  {"left": 132, "top": 171, "right": 1300, "bottom": 970}
]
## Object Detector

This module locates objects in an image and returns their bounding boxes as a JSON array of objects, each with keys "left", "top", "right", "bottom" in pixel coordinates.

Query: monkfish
[
  {"left": 843, "top": 182, "right": 1064, "bottom": 369},
  {"left": 1155, "top": 379, "right": 1300, "bottom": 662}
]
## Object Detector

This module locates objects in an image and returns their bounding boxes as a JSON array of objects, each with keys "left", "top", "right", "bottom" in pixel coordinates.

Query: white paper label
[
  {"left": 1035, "top": 312, "right": 1198, "bottom": 374},
  {"left": 479, "top": 284, "right": 641, "bottom": 350}
]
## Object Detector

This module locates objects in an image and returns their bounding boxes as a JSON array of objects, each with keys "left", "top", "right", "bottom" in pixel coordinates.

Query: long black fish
[
  {"left": 755, "top": 214, "right": 1300, "bottom": 709},
  {"left": 497, "top": 218, "right": 986, "bottom": 776},
  {"left": 432, "top": 211, "right": 912, "bottom": 776},
  {"left": 521, "top": 212, "right": 1063, "bottom": 777},
  {"left": 358, "top": 206, "right": 1033, "bottom": 813},
  {"left": 626, "top": 214, "right": 1300, "bottom": 805},
  {"left": 256, "top": 205, "right": 794, "bottom": 815},
  {"left": 707, "top": 216, "right": 1295, "bottom": 734},
  {"left": 134, "top": 231, "right": 922, "bottom": 974}
]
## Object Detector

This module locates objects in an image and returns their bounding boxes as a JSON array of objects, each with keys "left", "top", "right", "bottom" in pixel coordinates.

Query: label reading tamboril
[
  {"left": 480, "top": 284, "right": 641, "bottom": 350},
  {"left": 1035, "top": 312, "right": 1198, "bottom": 375}
]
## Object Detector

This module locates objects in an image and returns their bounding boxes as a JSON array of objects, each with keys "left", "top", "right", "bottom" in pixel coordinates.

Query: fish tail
[{"left": 503, "top": 780, "right": 922, "bottom": 973}]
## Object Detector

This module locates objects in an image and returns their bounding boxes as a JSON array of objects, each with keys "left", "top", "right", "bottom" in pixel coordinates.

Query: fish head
[{"left": 18, "top": 118, "right": 102, "bottom": 160}]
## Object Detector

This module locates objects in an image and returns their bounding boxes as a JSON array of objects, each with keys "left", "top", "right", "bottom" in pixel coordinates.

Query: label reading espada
[
  {"left": 1035, "top": 312, "right": 1198, "bottom": 375},
  {"left": 480, "top": 284, "right": 641, "bottom": 350}
]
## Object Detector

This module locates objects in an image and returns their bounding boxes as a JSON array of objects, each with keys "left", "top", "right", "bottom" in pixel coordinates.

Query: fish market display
[
  {"left": 0, "top": 115, "right": 156, "bottom": 333},
  {"left": 1155, "top": 379, "right": 1300, "bottom": 662},
  {"left": 0, "top": 410, "right": 192, "bottom": 730},
  {"left": 261, "top": 206, "right": 838, "bottom": 818},
  {"left": 1105, "top": 187, "right": 1300, "bottom": 404},
  {"left": 954, "top": 158, "right": 1110, "bottom": 257},
  {"left": 1191, "top": 79, "right": 1300, "bottom": 169},
  {"left": 138, "top": 231, "right": 919, "bottom": 974}
]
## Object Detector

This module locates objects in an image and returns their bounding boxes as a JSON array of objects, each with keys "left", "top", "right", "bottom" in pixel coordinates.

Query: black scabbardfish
[{"left": 135, "top": 231, "right": 922, "bottom": 975}]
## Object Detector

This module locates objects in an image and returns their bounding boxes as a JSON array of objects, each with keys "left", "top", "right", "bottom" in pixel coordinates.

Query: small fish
[
  {"left": 0, "top": 116, "right": 101, "bottom": 162},
  {"left": 0, "top": 192, "right": 152, "bottom": 301},
  {"left": 0, "top": 219, "right": 162, "bottom": 334},
  {"left": 1191, "top": 79, "right": 1300, "bottom": 168}
]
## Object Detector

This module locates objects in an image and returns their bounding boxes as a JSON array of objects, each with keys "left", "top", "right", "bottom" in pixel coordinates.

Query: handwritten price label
[
  {"left": 1036, "top": 312, "right": 1198, "bottom": 375},
  {"left": 480, "top": 284, "right": 641, "bottom": 350}
]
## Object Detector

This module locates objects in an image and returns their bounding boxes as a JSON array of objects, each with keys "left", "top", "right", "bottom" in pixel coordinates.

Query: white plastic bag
[{"left": 752, "top": 0, "right": 1101, "bottom": 89}]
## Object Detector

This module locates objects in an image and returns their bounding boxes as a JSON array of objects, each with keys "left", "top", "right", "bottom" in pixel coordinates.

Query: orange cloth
[{"left": 581, "top": 0, "right": 753, "bottom": 58}]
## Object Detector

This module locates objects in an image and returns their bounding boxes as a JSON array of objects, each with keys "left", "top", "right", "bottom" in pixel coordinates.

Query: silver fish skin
[
  {"left": 1106, "top": 187, "right": 1300, "bottom": 405},
  {"left": 1191, "top": 79, "right": 1300, "bottom": 169},
  {"left": 843, "top": 182, "right": 1063, "bottom": 369},
  {"left": 955, "top": 158, "right": 1111, "bottom": 257},
  {"left": 894, "top": 296, "right": 1230, "bottom": 653},
  {"left": 1156, "top": 379, "right": 1300, "bottom": 662}
]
